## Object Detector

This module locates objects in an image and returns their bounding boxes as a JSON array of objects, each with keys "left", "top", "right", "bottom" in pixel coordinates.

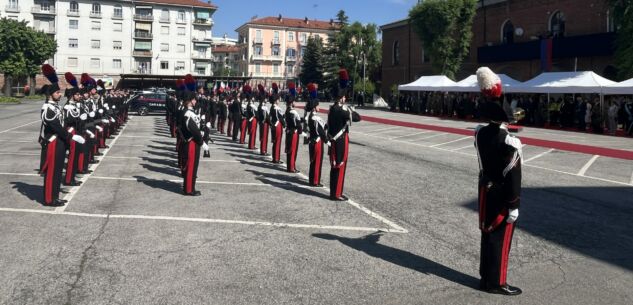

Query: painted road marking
[{"left": 577, "top": 155, "right": 600, "bottom": 176}]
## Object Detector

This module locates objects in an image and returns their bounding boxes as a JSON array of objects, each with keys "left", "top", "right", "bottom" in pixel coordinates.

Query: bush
[{"left": 0, "top": 96, "right": 20, "bottom": 104}]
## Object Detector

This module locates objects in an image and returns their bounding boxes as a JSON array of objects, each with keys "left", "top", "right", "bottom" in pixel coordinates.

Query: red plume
[
  {"left": 41, "top": 64, "right": 58, "bottom": 83},
  {"left": 64, "top": 72, "right": 78, "bottom": 87}
]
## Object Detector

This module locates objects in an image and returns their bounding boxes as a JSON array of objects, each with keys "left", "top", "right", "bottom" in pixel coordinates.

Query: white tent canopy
[
  {"left": 450, "top": 74, "right": 523, "bottom": 92},
  {"left": 398, "top": 75, "right": 457, "bottom": 91},
  {"left": 505, "top": 71, "right": 616, "bottom": 94},
  {"left": 603, "top": 78, "right": 633, "bottom": 95}
]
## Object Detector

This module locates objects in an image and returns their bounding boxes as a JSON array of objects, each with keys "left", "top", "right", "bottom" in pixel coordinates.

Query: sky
[{"left": 210, "top": 0, "right": 418, "bottom": 39}]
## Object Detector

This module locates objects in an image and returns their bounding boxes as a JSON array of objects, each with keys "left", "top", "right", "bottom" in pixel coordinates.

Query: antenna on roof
[{"left": 251, "top": 15, "right": 257, "bottom": 21}]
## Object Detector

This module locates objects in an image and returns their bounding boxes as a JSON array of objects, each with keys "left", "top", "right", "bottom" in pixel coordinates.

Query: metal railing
[
  {"left": 67, "top": 9, "right": 80, "bottom": 16},
  {"left": 134, "top": 31, "right": 153, "bottom": 39},
  {"left": 193, "top": 18, "right": 212, "bottom": 25},
  {"left": 285, "top": 56, "right": 297, "bottom": 62},
  {"left": 159, "top": 16, "right": 170, "bottom": 23},
  {"left": 134, "top": 14, "right": 154, "bottom": 21},
  {"left": 132, "top": 50, "right": 152, "bottom": 57},
  {"left": 89, "top": 11, "right": 102, "bottom": 18},
  {"left": 112, "top": 13, "right": 123, "bottom": 20},
  {"left": 253, "top": 37, "right": 263, "bottom": 44},
  {"left": 31, "top": 7, "right": 55, "bottom": 14},
  {"left": 5, "top": 5, "right": 20, "bottom": 12}
]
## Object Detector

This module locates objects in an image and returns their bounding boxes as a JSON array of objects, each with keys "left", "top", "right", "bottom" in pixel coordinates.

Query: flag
[{"left": 540, "top": 37, "right": 553, "bottom": 72}]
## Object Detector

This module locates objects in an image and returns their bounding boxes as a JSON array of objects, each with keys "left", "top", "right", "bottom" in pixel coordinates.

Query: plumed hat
[{"left": 476, "top": 67, "right": 502, "bottom": 99}]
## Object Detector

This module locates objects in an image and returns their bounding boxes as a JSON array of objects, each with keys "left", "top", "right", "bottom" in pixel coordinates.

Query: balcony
[
  {"left": 252, "top": 54, "right": 283, "bottom": 62},
  {"left": 271, "top": 39, "right": 280, "bottom": 45},
  {"left": 192, "top": 54, "right": 213, "bottom": 61},
  {"left": 134, "top": 31, "right": 153, "bottom": 39},
  {"left": 134, "top": 14, "right": 154, "bottom": 22},
  {"left": 133, "top": 50, "right": 153, "bottom": 57},
  {"left": 253, "top": 37, "right": 263, "bottom": 44},
  {"left": 31, "top": 7, "right": 56, "bottom": 15},
  {"left": 89, "top": 11, "right": 102, "bottom": 18},
  {"left": 193, "top": 18, "right": 213, "bottom": 26},
  {"left": 175, "top": 18, "right": 187, "bottom": 24},
  {"left": 478, "top": 32, "right": 616, "bottom": 63},
  {"left": 40, "top": 27, "right": 56, "bottom": 34},
  {"left": 5, "top": 5, "right": 19, "bottom": 12},
  {"left": 299, "top": 40, "right": 308, "bottom": 46},
  {"left": 67, "top": 9, "right": 80, "bottom": 17},
  {"left": 111, "top": 13, "right": 123, "bottom": 20},
  {"left": 285, "top": 55, "right": 297, "bottom": 62},
  {"left": 159, "top": 16, "right": 170, "bottom": 23},
  {"left": 192, "top": 37, "right": 212, "bottom": 43}
]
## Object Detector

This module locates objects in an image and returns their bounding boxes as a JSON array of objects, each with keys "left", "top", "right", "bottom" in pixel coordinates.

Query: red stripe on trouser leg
[
  {"left": 44, "top": 140, "right": 57, "bottom": 204},
  {"left": 273, "top": 125, "right": 282, "bottom": 161},
  {"left": 479, "top": 186, "right": 486, "bottom": 230},
  {"left": 249, "top": 119, "right": 257, "bottom": 149},
  {"left": 78, "top": 152, "right": 84, "bottom": 173},
  {"left": 311, "top": 142, "right": 322, "bottom": 185},
  {"left": 288, "top": 132, "right": 298, "bottom": 172},
  {"left": 240, "top": 119, "right": 247, "bottom": 143},
  {"left": 64, "top": 130, "right": 77, "bottom": 184},
  {"left": 499, "top": 223, "right": 514, "bottom": 285},
  {"left": 185, "top": 141, "right": 196, "bottom": 194},
  {"left": 335, "top": 134, "right": 349, "bottom": 198},
  {"left": 260, "top": 123, "right": 268, "bottom": 154}
]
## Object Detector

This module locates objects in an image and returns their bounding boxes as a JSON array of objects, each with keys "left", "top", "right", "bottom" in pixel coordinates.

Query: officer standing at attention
[
  {"left": 180, "top": 90, "right": 209, "bottom": 196},
  {"left": 474, "top": 67, "right": 523, "bottom": 296}
]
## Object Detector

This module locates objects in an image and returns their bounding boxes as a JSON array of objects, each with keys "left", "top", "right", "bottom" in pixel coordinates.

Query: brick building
[{"left": 380, "top": 0, "right": 617, "bottom": 97}]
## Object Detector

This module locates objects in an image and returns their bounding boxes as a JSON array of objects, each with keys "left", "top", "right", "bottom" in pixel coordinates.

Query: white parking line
[
  {"left": 89, "top": 175, "right": 269, "bottom": 186},
  {"left": 119, "top": 135, "right": 167, "bottom": 138},
  {"left": 390, "top": 131, "right": 433, "bottom": 140},
  {"left": 577, "top": 155, "right": 600, "bottom": 176},
  {"left": 366, "top": 126, "right": 401, "bottom": 133},
  {"left": 56, "top": 119, "right": 132, "bottom": 213},
  {"left": 104, "top": 156, "right": 238, "bottom": 163},
  {"left": 0, "top": 152, "right": 39, "bottom": 156},
  {"left": 429, "top": 136, "right": 471, "bottom": 148},
  {"left": 0, "top": 120, "right": 40, "bottom": 134},
  {"left": 630, "top": 170, "right": 633, "bottom": 185},
  {"left": 451, "top": 145, "right": 474, "bottom": 151},
  {"left": 0, "top": 140, "right": 37, "bottom": 143},
  {"left": 0, "top": 172, "right": 40, "bottom": 177},
  {"left": 524, "top": 149, "right": 555, "bottom": 163},
  {"left": 415, "top": 133, "right": 446, "bottom": 141},
  {"left": 0, "top": 207, "right": 404, "bottom": 233}
]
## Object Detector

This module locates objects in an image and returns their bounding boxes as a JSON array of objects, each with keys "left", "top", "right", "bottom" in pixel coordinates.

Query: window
[
  {"left": 68, "top": 38, "right": 78, "bottom": 48},
  {"left": 91, "top": 3, "right": 101, "bottom": 14},
  {"left": 254, "top": 45, "right": 262, "bottom": 56},
  {"left": 177, "top": 10, "right": 186, "bottom": 22},
  {"left": 550, "top": 11, "right": 565, "bottom": 37},
  {"left": 161, "top": 26, "right": 169, "bottom": 35},
  {"left": 272, "top": 46, "right": 280, "bottom": 56},
  {"left": 90, "top": 58, "right": 100, "bottom": 68},
  {"left": 300, "top": 47, "right": 306, "bottom": 57},
  {"left": 69, "top": 20, "right": 78, "bottom": 29},
  {"left": 68, "top": 57, "right": 78, "bottom": 67},
  {"left": 160, "top": 61, "right": 169, "bottom": 70},
  {"left": 91, "top": 21, "right": 101, "bottom": 30},
  {"left": 392, "top": 40, "right": 400, "bottom": 65},
  {"left": 40, "top": 1, "right": 51, "bottom": 11},
  {"left": 113, "top": 5, "right": 122, "bottom": 18},
  {"left": 300, "top": 33, "right": 307, "bottom": 43},
  {"left": 256, "top": 30, "right": 262, "bottom": 38},
  {"left": 501, "top": 20, "right": 514, "bottom": 44},
  {"left": 161, "top": 43, "right": 169, "bottom": 51},
  {"left": 288, "top": 31, "right": 294, "bottom": 42},
  {"left": 286, "top": 64, "right": 294, "bottom": 74},
  {"left": 177, "top": 27, "right": 185, "bottom": 36},
  {"left": 91, "top": 40, "right": 101, "bottom": 49},
  {"left": 177, "top": 44, "right": 185, "bottom": 53},
  {"left": 161, "top": 9, "right": 169, "bottom": 21},
  {"left": 176, "top": 61, "right": 185, "bottom": 71},
  {"left": 113, "top": 41, "right": 122, "bottom": 50},
  {"left": 273, "top": 63, "right": 279, "bottom": 74},
  {"left": 69, "top": 1, "right": 79, "bottom": 12},
  {"left": 113, "top": 22, "right": 122, "bottom": 32},
  {"left": 255, "top": 63, "right": 261, "bottom": 73},
  {"left": 286, "top": 48, "right": 296, "bottom": 57},
  {"left": 113, "top": 59, "right": 122, "bottom": 69},
  {"left": 273, "top": 31, "right": 280, "bottom": 44}
]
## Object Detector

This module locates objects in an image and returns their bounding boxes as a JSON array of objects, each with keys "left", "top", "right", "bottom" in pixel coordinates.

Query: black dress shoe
[
  {"left": 330, "top": 196, "right": 347, "bottom": 201},
  {"left": 290, "top": 170, "right": 301, "bottom": 174},
  {"left": 63, "top": 181, "right": 82, "bottom": 187},
  {"left": 310, "top": 183, "right": 324, "bottom": 187},
  {"left": 95, "top": 153, "right": 104, "bottom": 156},
  {"left": 484, "top": 284, "right": 522, "bottom": 296},
  {"left": 89, "top": 160, "right": 99, "bottom": 164},
  {"left": 48, "top": 199, "right": 66, "bottom": 207},
  {"left": 183, "top": 191, "right": 202, "bottom": 196}
]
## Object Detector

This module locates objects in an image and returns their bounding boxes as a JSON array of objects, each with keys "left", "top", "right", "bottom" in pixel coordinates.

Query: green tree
[
  {"left": 300, "top": 36, "right": 324, "bottom": 86},
  {"left": 610, "top": 0, "right": 633, "bottom": 80},
  {"left": 0, "top": 18, "right": 57, "bottom": 96},
  {"left": 409, "top": 0, "right": 477, "bottom": 79}
]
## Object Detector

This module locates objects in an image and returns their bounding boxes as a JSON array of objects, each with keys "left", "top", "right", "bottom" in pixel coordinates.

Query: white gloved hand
[
  {"left": 102, "top": 119, "right": 109, "bottom": 124},
  {"left": 112, "top": 105, "right": 116, "bottom": 110},
  {"left": 326, "top": 141, "right": 331, "bottom": 147},
  {"left": 201, "top": 115, "right": 206, "bottom": 120},
  {"left": 110, "top": 117, "right": 115, "bottom": 123},
  {"left": 72, "top": 134, "right": 86, "bottom": 144},
  {"left": 89, "top": 111, "right": 95, "bottom": 118},
  {"left": 206, "top": 122, "right": 211, "bottom": 129},
  {"left": 98, "top": 109, "right": 104, "bottom": 114},
  {"left": 80, "top": 113, "right": 88, "bottom": 120},
  {"left": 507, "top": 209, "right": 519, "bottom": 223},
  {"left": 104, "top": 104, "right": 110, "bottom": 110},
  {"left": 202, "top": 143, "right": 209, "bottom": 151},
  {"left": 86, "top": 130, "right": 95, "bottom": 138},
  {"left": 95, "top": 126, "right": 103, "bottom": 132}
]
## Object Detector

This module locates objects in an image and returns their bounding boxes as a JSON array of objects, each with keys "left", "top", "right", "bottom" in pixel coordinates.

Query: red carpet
[{"left": 304, "top": 106, "right": 633, "bottom": 160}]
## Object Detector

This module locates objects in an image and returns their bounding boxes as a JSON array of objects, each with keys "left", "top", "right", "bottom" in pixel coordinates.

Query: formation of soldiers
[
  {"left": 38, "top": 64, "right": 130, "bottom": 207},
  {"left": 164, "top": 70, "right": 360, "bottom": 200}
]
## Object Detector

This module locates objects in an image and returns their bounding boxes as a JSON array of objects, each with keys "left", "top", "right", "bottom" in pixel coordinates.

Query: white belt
[
  {"left": 315, "top": 137, "right": 321, "bottom": 143},
  {"left": 332, "top": 129, "right": 345, "bottom": 141},
  {"left": 49, "top": 135, "right": 57, "bottom": 142},
  {"left": 67, "top": 127, "right": 74, "bottom": 133},
  {"left": 274, "top": 121, "right": 279, "bottom": 127}
]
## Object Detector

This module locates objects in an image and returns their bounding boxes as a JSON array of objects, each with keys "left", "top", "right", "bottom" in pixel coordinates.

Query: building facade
[
  {"left": 380, "top": 0, "right": 616, "bottom": 97},
  {"left": 1, "top": 0, "right": 217, "bottom": 88},
  {"left": 235, "top": 15, "right": 339, "bottom": 86}
]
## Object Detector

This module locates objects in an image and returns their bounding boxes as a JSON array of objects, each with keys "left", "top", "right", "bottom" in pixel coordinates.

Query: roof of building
[
  {"left": 379, "top": 18, "right": 409, "bottom": 30},
  {"left": 238, "top": 16, "right": 340, "bottom": 31},
  {"left": 136, "top": 0, "right": 217, "bottom": 9},
  {"left": 212, "top": 46, "right": 241, "bottom": 53}
]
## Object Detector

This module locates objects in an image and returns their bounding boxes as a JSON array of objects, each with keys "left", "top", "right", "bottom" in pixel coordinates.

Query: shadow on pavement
[
  {"left": 10, "top": 181, "right": 42, "bottom": 204},
  {"left": 461, "top": 186, "right": 633, "bottom": 271},
  {"left": 313, "top": 232, "right": 480, "bottom": 289},
  {"left": 132, "top": 175, "right": 182, "bottom": 194},
  {"left": 245, "top": 169, "right": 329, "bottom": 199}
]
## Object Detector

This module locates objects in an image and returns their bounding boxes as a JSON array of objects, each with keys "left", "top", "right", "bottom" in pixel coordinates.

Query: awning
[
  {"left": 196, "top": 11, "right": 210, "bottom": 19},
  {"left": 194, "top": 43, "right": 209, "bottom": 48},
  {"left": 195, "top": 62, "right": 207, "bottom": 68},
  {"left": 505, "top": 71, "right": 616, "bottom": 94},
  {"left": 449, "top": 74, "right": 523, "bottom": 92},
  {"left": 398, "top": 75, "right": 457, "bottom": 91},
  {"left": 134, "top": 41, "right": 152, "bottom": 50},
  {"left": 135, "top": 23, "right": 151, "bottom": 31},
  {"left": 603, "top": 78, "right": 633, "bottom": 95}
]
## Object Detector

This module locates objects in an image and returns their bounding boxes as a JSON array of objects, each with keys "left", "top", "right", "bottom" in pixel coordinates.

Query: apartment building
[
  {"left": 1, "top": 0, "right": 217, "bottom": 87},
  {"left": 235, "top": 15, "right": 339, "bottom": 86}
]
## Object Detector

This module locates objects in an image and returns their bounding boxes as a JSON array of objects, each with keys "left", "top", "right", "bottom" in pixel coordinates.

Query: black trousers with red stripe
[
  {"left": 285, "top": 131, "right": 299, "bottom": 172},
  {"left": 182, "top": 141, "right": 201, "bottom": 194},
  {"left": 64, "top": 130, "right": 79, "bottom": 184},
  {"left": 248, "top": 118, "right": 258, "bottom": 149},
  {"left": 309, "top": 140, "right": 324, "bottom": 185},
  {"left": 329, "top": 133, "right": 349, "bottom": 198},
  {"left": 480, "top": 221, "right": 516, "bottom": 287},
  {"left": 271, "top": 123, "right": 283, "bottom": 162},
  {"left": 239, "top": 118, "right": 247, "bottom": 144},
  {"left": 42, "top": 139, "right": 67, "bottom": 205},
  {"left": 259, "top": 122, "right": 269, "bottom": 155},
  {"left": 227, "top": 118, "right": 233, "bottom": 137},
  {"left": 218, "top": 118, "right": 226, "bottom": 134}
]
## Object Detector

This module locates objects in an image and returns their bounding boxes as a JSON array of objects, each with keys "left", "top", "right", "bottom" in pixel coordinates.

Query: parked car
[{"left": 129, "top": 92, "right": 167, "bottom": 116}]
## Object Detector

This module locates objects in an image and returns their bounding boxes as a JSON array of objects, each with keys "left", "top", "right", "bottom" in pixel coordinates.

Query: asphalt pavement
[{"left": 0, "top": 100, "right": 631, "bottom": 305}]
